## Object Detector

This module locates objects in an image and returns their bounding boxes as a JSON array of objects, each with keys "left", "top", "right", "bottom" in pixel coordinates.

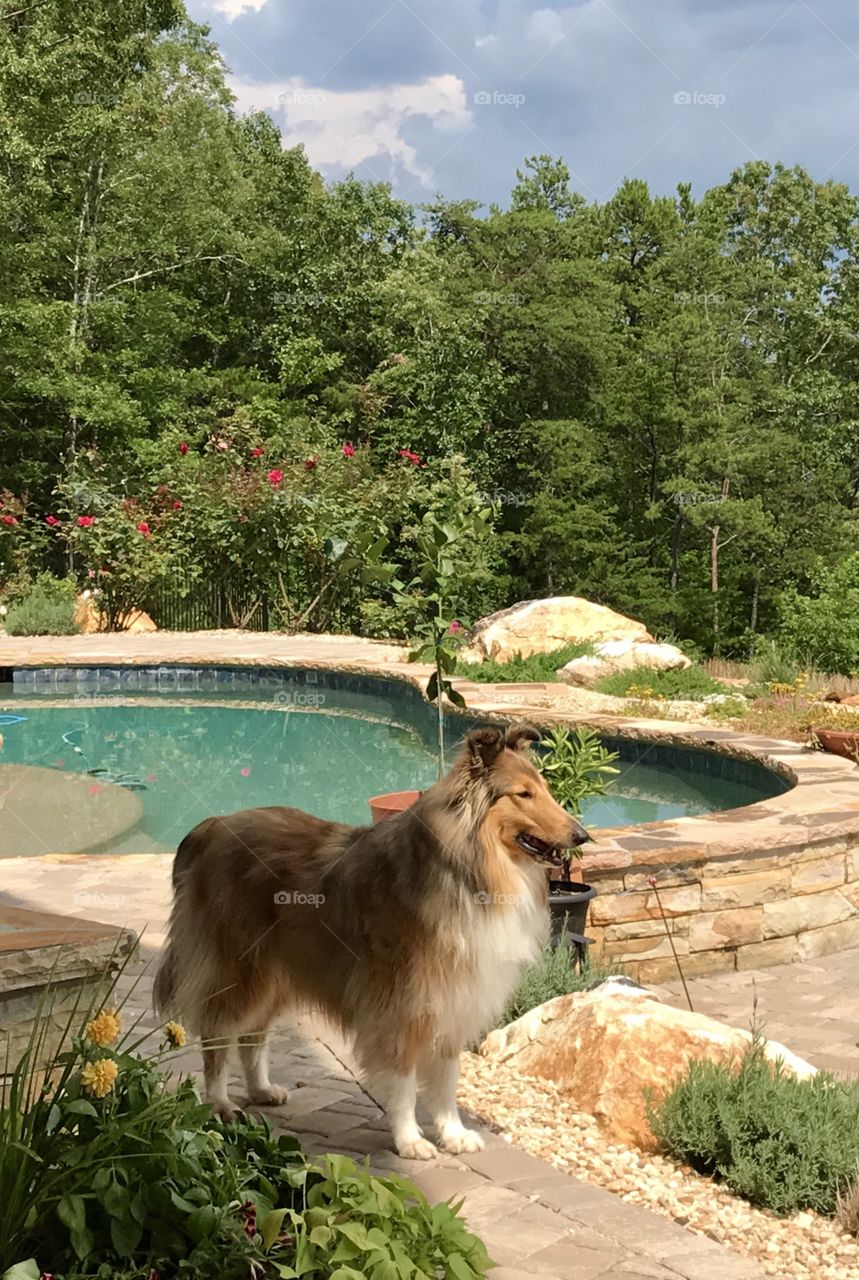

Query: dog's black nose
[{"left": 568, "top": 816, "right": 591, "bottom": 847}]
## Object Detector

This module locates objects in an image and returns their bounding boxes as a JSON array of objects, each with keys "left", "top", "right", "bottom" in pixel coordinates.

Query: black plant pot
[{"left": 548, "top": 879, "right": 597, "bottom": 950}]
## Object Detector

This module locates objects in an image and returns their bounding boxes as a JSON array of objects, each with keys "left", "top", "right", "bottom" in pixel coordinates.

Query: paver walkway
[
  {"left": 0, "top": 855, "right": 770, "bottom": 1279},
  {"left": 661, "top": 948, "right": 859, "bottom": 1078}
]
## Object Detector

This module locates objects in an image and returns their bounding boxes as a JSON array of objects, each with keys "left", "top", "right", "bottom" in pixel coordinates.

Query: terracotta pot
[
  {"left": 813, "top": 728, "right": 859, "bottom": 761},
  {"left": 368, "top": 789, "right": 421, "bottom": 824}
]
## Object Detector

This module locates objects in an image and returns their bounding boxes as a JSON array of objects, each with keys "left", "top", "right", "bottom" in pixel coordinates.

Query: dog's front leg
[
  {"left": 420, "top": 1055, "right": 484, "bottom": 1155},
  {"left": 383, "top": 1070, "right": 437, "bottom": 1160}
]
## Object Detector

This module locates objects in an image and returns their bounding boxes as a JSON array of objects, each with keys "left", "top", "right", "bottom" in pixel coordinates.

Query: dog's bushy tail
[{"left": 153, "top": 824, "right": 210, "bottom": 1017}]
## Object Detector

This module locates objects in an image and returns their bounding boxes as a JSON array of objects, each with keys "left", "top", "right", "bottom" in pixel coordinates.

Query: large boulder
[
  {"left": 559, "top": 639, "right": 691, "bottom": 685},
  {"left": 480, "top": 980, "right": 815, "bottom": 1149},
  {"left": 461, "top": 597, "right": 653, "bottom": 664},
  {"left": 75, "top": 593, "right": 157, "bottom": 634}
]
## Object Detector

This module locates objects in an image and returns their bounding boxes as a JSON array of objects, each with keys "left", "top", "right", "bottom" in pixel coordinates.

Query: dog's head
[{"left": 461, "top": 724, "right": 589, "bottom": 868}]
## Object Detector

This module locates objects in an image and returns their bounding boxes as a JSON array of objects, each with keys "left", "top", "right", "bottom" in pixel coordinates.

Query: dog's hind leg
[
  {"left": 239, "top": 1027, "right": 288, "bottom": 1107},
  {"left": 419, "top": 1054, "right": 484, "bottom": 1154}
]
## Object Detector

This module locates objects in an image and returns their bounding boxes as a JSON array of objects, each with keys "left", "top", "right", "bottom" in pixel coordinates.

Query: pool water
[{"left": 0, "top": 689, "right": 772, "bottom": 856}]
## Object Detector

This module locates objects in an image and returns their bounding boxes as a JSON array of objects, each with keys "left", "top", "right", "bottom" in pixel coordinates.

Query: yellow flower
[
  {"left": 85, "top": 1008, "right": 121, "bottom": 1048},
  {"left": 164, "top": 1020, "right": 187, "bottom": 1049},
  {"left": 80, "top": 1057, "right": 118, "bottom": 1098}
]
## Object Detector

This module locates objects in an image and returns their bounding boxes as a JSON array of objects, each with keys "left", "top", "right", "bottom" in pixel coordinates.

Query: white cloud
[
  {"left": 211, "top": 0, "right": 268, "bottom": 18},
  {"left": 228, "top": 74, "right": 471, "bottom": 184},
  {"left": 526, "top": 7, "right": 567, "bottom": 46}
]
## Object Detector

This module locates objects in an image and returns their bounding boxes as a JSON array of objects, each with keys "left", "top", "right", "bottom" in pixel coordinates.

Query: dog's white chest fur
[{"left": 435, "top": 867, "right": 549, "bottom": 1049}]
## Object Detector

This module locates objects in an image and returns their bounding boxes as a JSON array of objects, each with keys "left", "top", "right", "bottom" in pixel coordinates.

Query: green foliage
[
  {"left": 778, "top": 555, "right": 859, "bottom": 675},
  {"left": 3, "top": 574, "right": 78, "bottom": 636},
  {"left": 746, "top": 636, "right": 801, "bottom": 686},
  {"left": 594, "top": 665, "right": 731, "bottom": 701},
  {"left": 535, "top": 726, "right": 620, "bottom": 818},
  {"left": 1, "top": 985, "right": 492, "bottom": 1279},
  {"left": 649, "top": 1038, "right": 859, "bottom": 1217},
  {"left": 456, "top": 642, "right": 594, "bottom": 683},
  {"left": 263, "top": 1154, "right": 493, "bottom": 1279},
  {"left": 501, "top": 944, "right": 623, "bottom": 1026}
]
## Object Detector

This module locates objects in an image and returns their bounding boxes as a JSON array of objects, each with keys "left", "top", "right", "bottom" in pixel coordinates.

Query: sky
[{"left": 186, "top": 0, "right": 859, "bottom": 209}]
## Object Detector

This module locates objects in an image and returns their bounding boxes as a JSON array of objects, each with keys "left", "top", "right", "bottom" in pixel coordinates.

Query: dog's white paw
[
  {"left": 248, "top": 1084, "right": 288, "bottom": 1106},
  {"left": 441, "top": 1127, "right": 485, "bottom": 1155},
  {"left": 396, "top": 1135, "right": 438, "bottom": 1161},
  {"left": 211, "top": 1098, "right": 238, "bottom": 1123}
]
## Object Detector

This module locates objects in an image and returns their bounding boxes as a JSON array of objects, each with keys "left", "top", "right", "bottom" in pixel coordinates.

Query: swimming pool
[{"left": 0, "top": 671, "right": 789, "bottom": 856}]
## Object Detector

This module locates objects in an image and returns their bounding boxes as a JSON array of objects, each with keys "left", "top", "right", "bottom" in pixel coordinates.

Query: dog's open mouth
[{"left": 515, "top": 832, "right": 567, "bottom": 866}]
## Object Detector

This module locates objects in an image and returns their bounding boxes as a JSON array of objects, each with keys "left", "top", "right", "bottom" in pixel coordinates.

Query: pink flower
[
  {"left": 305, "top": 455, "right": 319, "bottom": 471},
  {"left": 250, "top": 447, "right": 264, "bottom": 458},
  {"left": 215, "top": 439, "right": 229, "bottom": 451},
  {"left": 449, "top": 619, "right": 462, "bottom": 633},
  {"left": 45, "top": 514, "right": 61, "bottom": 527},
  {"left": 77, "top": 515, "right": 95, "bottom": 528},
  {"left": 178, "top": 441, "right": 189, "bottom": 456},
  {"left": 137, "top": 521, "right": 151, "bottom": 537},
  {"left": 398, "top": 449, "right": 420, "bottom": 465},
  {"left": 1, "top": 514, "right": 17, "bottom": 527},
  {"left": 267, "top": 469, "right": 284, "bottom": 487},
  {"left": 341, "top": 442, "right": 355, "bottom": 458},
  {"left": 172, "top": 500, "right": 182, "bottom": 510},
  {"left": 240, "top": 766, "right": 251, "bottom": 777},
  {"left": 648, "top": 876, "right": 657, "bottom": 888}
]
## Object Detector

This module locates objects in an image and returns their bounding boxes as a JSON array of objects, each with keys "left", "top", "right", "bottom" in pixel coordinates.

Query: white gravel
[{"left": 458, "top": 1054, "right": 859, "bottom": 1280}]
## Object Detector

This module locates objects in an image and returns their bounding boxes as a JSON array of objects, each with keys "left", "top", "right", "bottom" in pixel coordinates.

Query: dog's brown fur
[{"left": 154, "top": 723, "right": 587, "bottom": 1154}]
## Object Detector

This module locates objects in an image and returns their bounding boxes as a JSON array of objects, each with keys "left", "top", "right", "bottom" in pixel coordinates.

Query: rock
[
  {"left": 559, "top": 639, "right": 691, "bottom": 685},
  {"left": 479, "top": 986, "right": 816, "bottom": 1149},
  {"left": 460, "top": 596, "right": 653, "bottom": 664},
  {"left": 75, "top": 593, "right": 157, "bottom": 634}
]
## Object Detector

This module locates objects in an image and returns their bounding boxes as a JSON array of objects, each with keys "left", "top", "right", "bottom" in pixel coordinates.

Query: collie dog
[{"left": 154, "top": 724, "right": 587, "bottom": 1159}]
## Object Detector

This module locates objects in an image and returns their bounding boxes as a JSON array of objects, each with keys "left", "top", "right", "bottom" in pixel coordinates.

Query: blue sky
[{"left": 187, "top": 0, "right": 859, "bottom": 207}]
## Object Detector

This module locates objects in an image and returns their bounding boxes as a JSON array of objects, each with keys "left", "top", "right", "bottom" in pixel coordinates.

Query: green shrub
[
  {"left": 3, "top": 573, "right": 78, "bottom": 636},
  {"left": 747, "top": 636, "right": 800, "bottom": 686},
  {"left": 778, "top": 555, "right": 859, "bottom": 676},
  {"left": 536, "top": 725, "right": 620, "bottom": 817},
  {"left": 1, "top": 985, "right": 493, "bottom": 1279},
  {"left": 594, "top": 664, "right": 730, "bottom": 701},
  {"left": 649, "top": 1038, "right": 859, "bottom": 1217},
  {"left": 501, "top": 942, "right": 623, "bottom": 1026},
  {"left": 456, "top": 642, "right": 594, "bottom": 683}
]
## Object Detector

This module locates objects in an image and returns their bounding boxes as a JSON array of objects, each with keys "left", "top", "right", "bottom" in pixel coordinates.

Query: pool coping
[{"left": 2, "top": 632, "right": 858, "bottom": 979}]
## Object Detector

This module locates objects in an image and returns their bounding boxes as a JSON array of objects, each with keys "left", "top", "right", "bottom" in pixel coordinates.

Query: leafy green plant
[
  {"left": 259, "top": 1154, "right": 492, "bottom": 1279},
  {"left": 747, "top": 636, "right": 801, "bottom": 686},
  {"left": 501, "top": 941, "right": 623, "bottom": 1026},
  {"left": 1, "top": 986, "right": 493, "bottom": 1279},
  {"left": 3, "top": 573, "right": 79, "bottom": 636},
  {"left": 536, "top": 726, "right": 620, "bottom": 818},
  {"left": 396, "top": 510, "right": 492, "bottom": 773},
  {"left": 778, "top": 556, "right": 859, "bottom": 677},
  {"left": 594, "top": 664, "right": 731, "bottom": 701},
  {"left": 456, "top": 642, "right": 594, "bottom": 683},
  {"left": 649, "top": 1036, "right": 859, "bottom": 1217}
]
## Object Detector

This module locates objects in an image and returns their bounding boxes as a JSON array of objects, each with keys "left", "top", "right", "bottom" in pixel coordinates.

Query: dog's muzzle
[{"left": 515, "top": 820, "right": 590, "bottom": 867}]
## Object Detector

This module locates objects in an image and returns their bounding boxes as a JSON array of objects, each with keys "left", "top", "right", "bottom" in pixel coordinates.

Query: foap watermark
[
  {"left": 74, "top": 891, "right": 126, "bottom": 911},
  {"left": 272, "top": 690, "right": 326, "bottom": 708},
  {"left": 273, "top": 890, "right": 325, "bottom": 907},
  {"left": 476, "top": 488, "right": 530, "bottom": 509},
  {"left": 73, "top": 692, "right": 124, "bottom": 706},
  {"left": 673, "top": 89, "right": 725, "bottom": 109},
  {"left": 273, "top": 290, "right": 327, "bottom": 308},
  {"left": 278, "top": 89, "right": 326, "bottom": 108},
  {"left": 672, "top": 491, "right": 726, "bottom": 507},
  {"left": 674, "top": 290, "right": 726, "bottom": 307},
  {"left": 472, "top": 290, "right": 525, "bottom": 308},
  {"left": 73, "top": 90, "right": 122, "bottom": 107},
  {"left": 474, "top": 890, "right": 524, "bottom": 907},
  {"left": 473, "top": 89, "right": 526, "bottom": 109}
]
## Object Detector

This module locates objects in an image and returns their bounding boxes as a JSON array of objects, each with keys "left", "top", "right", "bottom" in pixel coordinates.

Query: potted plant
[
  {"left": 369, "top": 509, "right": 489, "bottom": 823},
  {"left": 806, "top": 701, "right": 859, "bottom": 762},
  {"left": 535, "top": 725, "right": 621, "bottom": 942}
]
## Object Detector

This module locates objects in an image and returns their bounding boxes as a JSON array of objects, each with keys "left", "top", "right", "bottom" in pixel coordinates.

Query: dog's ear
[
  {"left": 505, "top": 724, "right": 541, "bottom": 753},
  {"left": 465, "top": 727, "right": 506, "bottom": 772}
]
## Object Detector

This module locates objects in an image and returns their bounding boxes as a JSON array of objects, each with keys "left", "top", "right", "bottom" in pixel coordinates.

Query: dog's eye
[{"left": 516, "top": 789, "right": 532, "bottom": 799}]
